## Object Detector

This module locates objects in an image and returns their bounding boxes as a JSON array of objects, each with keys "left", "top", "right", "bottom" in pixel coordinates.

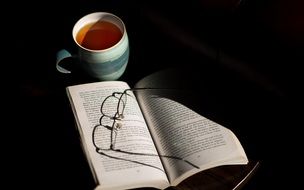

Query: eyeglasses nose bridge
[{"left": 115, "top": 122, "right": 123, "bottom": 130}]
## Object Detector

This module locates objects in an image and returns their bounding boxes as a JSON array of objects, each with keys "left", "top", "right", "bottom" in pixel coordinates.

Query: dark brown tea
[{"left": 76, "top": 20, "right": 122, "bottom": 50}]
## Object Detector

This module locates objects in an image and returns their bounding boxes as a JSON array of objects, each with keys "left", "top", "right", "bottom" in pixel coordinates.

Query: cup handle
[{"left": 56, "top": 49, "right": 73, "bottom": 74}]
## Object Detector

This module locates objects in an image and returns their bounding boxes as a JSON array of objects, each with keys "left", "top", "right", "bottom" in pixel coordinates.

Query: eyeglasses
[{"left": 92, "top": 88, "right": 199, "bottom": 171}]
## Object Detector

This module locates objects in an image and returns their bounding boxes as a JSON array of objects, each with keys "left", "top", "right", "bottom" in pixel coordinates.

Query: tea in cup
[{"left": 56, "top": 12, "right": 129, "bottom": 81}]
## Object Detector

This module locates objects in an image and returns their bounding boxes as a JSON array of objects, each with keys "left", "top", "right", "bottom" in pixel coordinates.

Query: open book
[{"left": 66, "top": 71, "right": 249, "bottom": 190}]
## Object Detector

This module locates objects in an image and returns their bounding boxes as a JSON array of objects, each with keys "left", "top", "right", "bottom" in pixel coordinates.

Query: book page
[
  {"left": 136, "top": 93, "right": 248, "bottom": 186},
  {"left": 66, "top": 81, "right": 169, "bottom": 190}
]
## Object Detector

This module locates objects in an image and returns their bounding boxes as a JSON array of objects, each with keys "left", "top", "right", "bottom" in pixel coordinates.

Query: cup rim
[{"left": 72, "top": 12, "right": 127, "bottom": 52}]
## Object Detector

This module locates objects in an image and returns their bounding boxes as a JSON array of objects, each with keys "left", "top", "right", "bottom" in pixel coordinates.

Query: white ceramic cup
[{"left": 56, "top": 12, "right": 129, "bottom": 81}]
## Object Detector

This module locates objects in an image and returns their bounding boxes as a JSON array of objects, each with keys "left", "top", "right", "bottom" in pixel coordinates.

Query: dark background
[{"left": 4, "top": 0, "right": 303, "bottom": 189}]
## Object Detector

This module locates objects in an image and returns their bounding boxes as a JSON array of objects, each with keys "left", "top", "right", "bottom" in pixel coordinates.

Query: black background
[{"left": 4, "top": 0, "right": 303, "bottom": 189}]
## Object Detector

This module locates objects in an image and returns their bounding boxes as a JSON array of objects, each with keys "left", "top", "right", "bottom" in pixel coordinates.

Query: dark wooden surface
[
  {"left": 5, "top": 0, "right": 302, "bottom": 189},
  {"left": 175, "top": 160, "right": 259, "bottom": 190}
]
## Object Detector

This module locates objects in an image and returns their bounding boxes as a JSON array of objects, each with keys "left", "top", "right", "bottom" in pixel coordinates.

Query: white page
[
  {"left": 136, "top": 94, "right": 248, "bottom": 185},
  {"left": 66, "top": 81, "right": 169, "bottom": 190}
]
